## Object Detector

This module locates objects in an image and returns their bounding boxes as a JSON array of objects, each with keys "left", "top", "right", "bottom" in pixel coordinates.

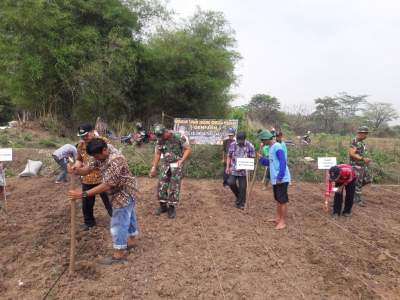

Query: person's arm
[
  {"left": 226, "top": 156, "right": 231, "bottom": 174},
  {"left": 276, "top": 149, "right": 286, "bottom": 183},
  {"left": 149, "top": 148, "right": 162, "bottom": 177},
  {"left": 177, "top": 144, "right": 192, "bottom": 167},
  {"left": 349, "top": 147, "right": 370, "bottom": 164},
  {"left": 68, "top": 183, "right": 112, "bottom": 200},
  {"left": 226, "top": 144, "right": 234, "bottom": 174},
  {"left": 222, "top": 141, "right": 226, "bottom": 162}
]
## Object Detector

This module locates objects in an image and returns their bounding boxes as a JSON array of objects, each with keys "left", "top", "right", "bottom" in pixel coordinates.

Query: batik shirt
[
  {"left": 76, "top": 136, "right": 109, "bottom": 185},
  {"left": 228, "top": 141, "right": 256, "bottom": 176},
  {"left": 92, "top": 145, "right": 138, "bottom": 208}
]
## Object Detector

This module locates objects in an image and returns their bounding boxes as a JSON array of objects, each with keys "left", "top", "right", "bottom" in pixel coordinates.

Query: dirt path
[{"left": 1, "top": 177, "right": 400, "bottom": 299}]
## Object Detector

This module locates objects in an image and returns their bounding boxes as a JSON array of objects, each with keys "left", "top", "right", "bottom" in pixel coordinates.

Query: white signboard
[
  {"left": 0, "top": 148, "right": 12, "bottom": 161},
  {"left": 236, "top": 158, "right": 255, "bottom": 170},
  {"left": 318, "top": 157, "right": 336, "bottom": 170}
]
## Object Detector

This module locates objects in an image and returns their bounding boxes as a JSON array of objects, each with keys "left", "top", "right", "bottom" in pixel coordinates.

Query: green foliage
[
  {"left": 0, "top": 0, "right": 142, "bottom": 125},
  {"left": 38, "top": 139, "right": 58, "bottom": 148},
  {"left": 0, "top": 2, "right": 239, "bottom": 128},
  {"left": 0, "top": 94, "right": 15, "bottom": 125},
  {"left": 133, "top": 9, "right": 239, "bottom": 121}
]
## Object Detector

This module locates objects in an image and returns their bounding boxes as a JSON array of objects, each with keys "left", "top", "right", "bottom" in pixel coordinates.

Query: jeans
[
  {"left": 53, "top": 155, "right": 68, "bottom": 182},
  {"left": 110, "top": 197, "right": 138, "bottom": 250},
  {"left": 82, "top": 183, "right": 113, "bottom": 226},
  {"left": 333, "top": 179, "right": 356, "bottom": 215},
  {"left": 227, "top": 175, "right": 247, "bottom": 207}
]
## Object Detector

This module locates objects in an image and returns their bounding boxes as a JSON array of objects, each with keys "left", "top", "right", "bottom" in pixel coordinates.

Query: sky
[{"left": 167, "top": 0, "right": 400, "bottom": 117}]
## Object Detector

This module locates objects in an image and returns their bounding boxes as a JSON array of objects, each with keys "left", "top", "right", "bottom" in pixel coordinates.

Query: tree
[
  {"left": 362, "top": 102, "right": 399, "bottom": 131},
  {"left": 248, "top": 94, "right": 281, "bottom": 125},
  {"left": 132, "top": 8, "right": 240, "bottom": 120},
  {"left": 337, "top": 92, "right": 367, "bottom": 118},
  {"left": 312, "top": 97, "right": 340, "bottom": 133},
  {"left": 0, "top": 0, "right": 161, "bottom": 126}
]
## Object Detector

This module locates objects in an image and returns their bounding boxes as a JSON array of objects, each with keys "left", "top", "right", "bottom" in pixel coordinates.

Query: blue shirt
[
  {"left": 278, "top": 141, "right": 288, "bottom": 159},
  {"left": 269, "top": 142, "right": 291, "bottom": 185}
]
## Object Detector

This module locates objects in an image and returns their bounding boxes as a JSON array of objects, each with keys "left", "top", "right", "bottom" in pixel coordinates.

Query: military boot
[
  {"left": 155, "top": 203, "right": 168, "bottom": 215},
  {"left": 167, "top": 205, "right": 176, "bottom": 219}
]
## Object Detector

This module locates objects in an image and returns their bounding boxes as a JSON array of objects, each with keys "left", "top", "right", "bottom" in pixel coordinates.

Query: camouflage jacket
[
  {"left": 157, "top": 131, "right": 189, "bottom": 165},
  {"left": 349, "top": 138, "right": 368, "bottom": 166}
]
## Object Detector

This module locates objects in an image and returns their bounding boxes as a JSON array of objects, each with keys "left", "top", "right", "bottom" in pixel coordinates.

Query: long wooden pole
[
  {"left": 246, "top": 159, "right": 259, "bottom": 211},
  {"left": 245, "top": 170, "right": 249, "bottom": 209},
  {"left": 68, "top": 159, "right": 76, "bottom": 275}
]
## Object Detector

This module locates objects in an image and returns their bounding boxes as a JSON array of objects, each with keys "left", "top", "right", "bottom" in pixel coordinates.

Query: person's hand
[
  {"left": 225, "top": 168, "right": 230, "bottom": 175},
  {"left": 177, "top": 159, "right": 184, "bottom": 168},
  {"left": 363, "top": 157, "right": 370, "bottom": 165},
  {"left": 67, "top": 164, "right": 76, "bottom": 173},
  {"left": 149, "top": 166, "right": 157, "bottom": 178},
  {"left": 68, "top": 190, "right": 82, "bottom": 200},
  {"left": 323, "top": 196, "right": 329, "bottom": 212}
]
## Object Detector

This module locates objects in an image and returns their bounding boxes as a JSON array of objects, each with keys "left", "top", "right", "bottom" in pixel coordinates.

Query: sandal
[{"left": 99, "top": 256, "right": 128, "bottom": 265}]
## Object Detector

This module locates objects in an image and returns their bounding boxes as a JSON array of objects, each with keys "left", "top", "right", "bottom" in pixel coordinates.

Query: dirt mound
[{"left": 1, "top": 176, "right": 400, "bottom": 299}]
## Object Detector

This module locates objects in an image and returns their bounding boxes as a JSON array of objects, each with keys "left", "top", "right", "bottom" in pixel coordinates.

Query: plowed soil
[{"left": 1, "top": 176, "right": 400, "bottom": 299}]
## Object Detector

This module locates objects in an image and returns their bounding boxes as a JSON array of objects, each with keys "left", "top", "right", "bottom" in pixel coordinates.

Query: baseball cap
[
  {"left": 236, "top": 132, "right": 246, "bottom": 142},
  {"left": 77, "top": 123, "right": 93, "bottom": 137}
]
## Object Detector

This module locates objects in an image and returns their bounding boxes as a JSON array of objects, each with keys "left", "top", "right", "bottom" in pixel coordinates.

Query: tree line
[
  {"left": 0, "top": 0, "right": 238, "bottom": 130},
  {"left": 232, "top": 93, "right": 399, "bottom": 137}
]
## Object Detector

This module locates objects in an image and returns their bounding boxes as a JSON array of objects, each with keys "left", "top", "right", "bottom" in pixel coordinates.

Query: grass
[{"left": 1, "top": 126, "right": 399, "bottom": 184}]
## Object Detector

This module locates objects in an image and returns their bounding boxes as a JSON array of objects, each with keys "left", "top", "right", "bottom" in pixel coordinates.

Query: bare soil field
[{"left": 1, "top": 176, "right": 400, "bottom": 300}]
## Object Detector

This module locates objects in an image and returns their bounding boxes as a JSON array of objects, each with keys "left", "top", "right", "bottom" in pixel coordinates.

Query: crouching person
[
  {"left": 325, "top": 164, "right": 357, "bottom": 218},
  {"left": 68, "top": 138, "right": 138, "bottom": 265}
]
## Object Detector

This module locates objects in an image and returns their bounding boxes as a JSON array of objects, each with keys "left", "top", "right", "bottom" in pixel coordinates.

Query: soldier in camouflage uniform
[
  {"left": 349, "top": 126, "right": 372, "bottom": 206},
  {"left": 149, "top": 124, "right": 192, "bottom": 219}
]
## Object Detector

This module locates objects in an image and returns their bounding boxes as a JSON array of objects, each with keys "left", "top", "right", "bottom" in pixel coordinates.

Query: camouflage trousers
[
  {"left": 158, "top": 164, "right": 183, "bottom": 206},
  {"left": 353, "top": 165, "right": 372, "bottom": 200}
]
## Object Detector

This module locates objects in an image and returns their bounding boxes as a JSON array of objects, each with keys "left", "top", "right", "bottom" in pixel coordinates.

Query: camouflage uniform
[
  {"left": 349, "top": 137, "right": 372, "bottom": 202},
  {"left": 157, "top": 132, "right": 188, "bottom": 206}
]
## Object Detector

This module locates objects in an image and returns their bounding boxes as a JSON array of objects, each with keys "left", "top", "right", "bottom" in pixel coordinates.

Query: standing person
[
  {"left": 261, "top": 142, "right": 270, "bottom": 190},
  {"left": 226, "top": 132, "right": 256, "bottom": 209},
  {"left": 71, "top": 123, "right": 113, "bottom": 230},
  {"left": 222, "top": 128, "right": 236, "bottom": 187},
  {"left": 275, "top": 131, "right": 288, "bottom": 159},
  {"left": 68, "top": 138, "right": 138, "bottom": 265},
  {"left": 349, "top": 126, "right": 372, "bottom": 206},
  {"left": 149, "top": 124, "right": 192, "bottom": 219},
  {"left": 259, "top": 130, "right": 291, "bottom": 230},
  {"left": 52, "top": 144, "right": 77, "bottom": 183},
  {"left": 325, "top": 164, "right": 357, "bottom": 218}
]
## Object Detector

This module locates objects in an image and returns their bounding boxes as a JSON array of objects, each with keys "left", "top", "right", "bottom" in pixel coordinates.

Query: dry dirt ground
[{"left": 1, "top": 176, "right": 400, "bottom": 300}]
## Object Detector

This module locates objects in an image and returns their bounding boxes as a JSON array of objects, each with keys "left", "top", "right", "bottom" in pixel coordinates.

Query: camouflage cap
[
  {"left": 153, "top": 123, "right": 166, "bottom": 136},
  {"left": 357, "top": 126, "right": 369, "bottom": 133}
]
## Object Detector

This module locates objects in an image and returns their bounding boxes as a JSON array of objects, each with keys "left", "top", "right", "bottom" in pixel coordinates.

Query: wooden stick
[
  {"left": 245, "top": 170, "right": 250, "bottom": 209},
  {"left": 246, "top": 159, "right": 259, "bottom": 211},
  {"left": 68, "top": 159, "right": 76, "bottom": 275},
  {"left": 2, "top": 167, "right": 7, "bottom": 213}
]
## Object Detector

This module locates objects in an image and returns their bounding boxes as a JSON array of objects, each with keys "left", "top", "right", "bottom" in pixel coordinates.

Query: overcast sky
[{"left": 167, "top": 0, "right": 400, "bottom": 116}]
